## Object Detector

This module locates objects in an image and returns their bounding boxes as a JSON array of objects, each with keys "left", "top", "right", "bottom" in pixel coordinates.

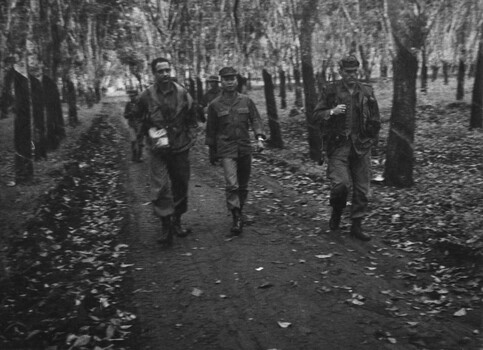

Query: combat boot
[
  {"left": 230, "top": 208, "right": 243, "bottom": 236},
  {"left": 157, "top": 215, "right": 173, "bottom": 245},
  {"left": 172, "top": 214, "right": 191, "bottom": 237},
  {"left": 350, "top": 218, "right": 371, "bottom": 241},
  {"left": 329, "top": 207, "right": 343, "bottom": 230}
]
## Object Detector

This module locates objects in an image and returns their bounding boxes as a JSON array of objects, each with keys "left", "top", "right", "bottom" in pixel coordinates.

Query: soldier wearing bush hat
[
  {"left": 202, "top": 75, "right": 221, "bottom": 111},
  {"left": 310, "top": 54, "right": 381, "bottom": 241},
  {"left": 205, "top": 66, "right": 266, "bottom": 237}
]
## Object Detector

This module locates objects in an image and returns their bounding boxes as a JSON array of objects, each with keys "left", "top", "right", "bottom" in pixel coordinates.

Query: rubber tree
[
  {"left": 299, "top": 0, "right": 321, "bottom": 162},
  {"left": 384, "top": 0, "right": 426, "bottom": 187}
]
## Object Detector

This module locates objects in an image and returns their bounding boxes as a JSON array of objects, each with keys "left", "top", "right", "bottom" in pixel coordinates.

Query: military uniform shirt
[{"left": 205, "top": 92, "right": 264, "bottom": 158}]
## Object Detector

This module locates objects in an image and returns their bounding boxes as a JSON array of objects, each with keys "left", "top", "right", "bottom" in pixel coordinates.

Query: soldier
[
  {"left": 135, "top": 57, "right": 198, "bottom": 246},
  {"left": 123, "top": 89, "right": 144, "bottom": 162},
  {"left": 205, "top": 66, "right": 266, "bottom": 236},
  {"left": 311, "top": 55, "right": 381, "bottom": 241},
  {"left": 202, "top": 75, "right": 221, "bottom": 107}
]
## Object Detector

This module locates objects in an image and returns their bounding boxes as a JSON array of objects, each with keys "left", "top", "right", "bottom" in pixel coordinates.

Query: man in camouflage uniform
[
  {"left": 135, "top": 57, "right": 198, "bottom": 246},
  {"left": 311, "top": 55, "right": 381, "bottom": 241},
  {"left": 123, "top": 89, "right": 144, "bottom": 162},
  {"left": 205, "top": 66, "right": 265, "bottom": 236}
]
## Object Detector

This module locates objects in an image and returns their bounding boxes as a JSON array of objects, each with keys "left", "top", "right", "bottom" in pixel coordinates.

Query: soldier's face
[
  {"left": 221, "top": 75, "right": 237, "bottom": 91},
  {"left": 341, "top": 68, "right": 358, "bottom": 85},
  {"left": 154, "top": 62, "right": 171, "bottom": 84}
]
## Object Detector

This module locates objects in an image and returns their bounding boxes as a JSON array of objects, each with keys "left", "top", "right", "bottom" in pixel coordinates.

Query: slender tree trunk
[
  {"left": 43, "top": 74, "right": 64, "bottom": 150},
  {"left": 293, "top": 67, "right": 303, "bottom": 107},
  {"left": 14, "top": 70, "right": 34, "bottom": 183},
  {"left": 30, "top": 74, "right": 47, "bottom": 160},
  {"left": 279, "top": 69, "right": 287, "bottom": 110},
  {"left": 299, "top": 0, "right": 321, "bottom": 162},
  {"left": 262, "top": 69, "right": 283, "bottom": 148},
  {"left": 420, "top": 46, "right": 428, "bottom": 93},
  {"left": 65, "top": 77, "right": 78, "bottom": 126},
  {"left": 456, "top": 58, "right": 465, "bottom": 100},
  {"left": 470, "top": 41, "right": 483, "bottom": 129},
  {"left": 442, "top": 61, "right": 449, "bottom": 85},
  {"left": 384, "top": 37, "right": 417, "bottom": 187}
]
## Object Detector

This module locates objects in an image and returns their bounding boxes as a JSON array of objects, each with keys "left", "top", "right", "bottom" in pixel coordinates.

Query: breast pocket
[
  {"left": 217, "top": 110, "right": 230, "bottom": 123},
  {"left": 236, "top": 107, "right": 249, "bottom": 122}
]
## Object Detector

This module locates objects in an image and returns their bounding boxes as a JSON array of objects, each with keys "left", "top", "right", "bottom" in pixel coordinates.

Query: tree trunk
[
  {"left": 279, "top": 69, "right": 286, "bottom": 109},
  {"left": 431, "top": 65, "right": 439, "bottom": 81},
  {"left": 470, "top": 41, "right": 483, "bottom": 129},
  {"left": 43, "top": 74, "right": 64, "bottom": 150},
  {"left": 420, "top": 46, "right": 428, "bottom": 93},
  {"left": 384, "top": 38, "right": 417, "bottom": 187},
  {"left": 65, "top": 77, "right": 78, "bottom": 127},
  {"left": 299, "top": 0, "right": 321, "bottom": 162},
  {"left": 262, "top": 69, "right": 283, "bottom": 148},
  {"left": 14, "top": 70, "right": 34, "bottom": 183},
  {"left": 442, "top": 61, "right": 449, "bottom": 85},
  {"left": 293, "top": 67, "right": 303, "bottom": 107},
  {"left": 456, "top": 58, "right": 465, "bottom": 100},
  {"left": 30, "top": 74, "right": 47, "bottom": 160}
]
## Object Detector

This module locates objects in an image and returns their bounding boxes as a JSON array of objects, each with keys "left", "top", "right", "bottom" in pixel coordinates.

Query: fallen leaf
[
  {"left": 315, "top": 254, "right": 333, "bottom": 259},
  {"left": 277, "top": 321, "right": 292, "bottom": 328},
  {"left": 191, "top": 288, "right": 203, "bottom": 297},
  {"left": 453, "top": 308, "right": 467, "bottom": 317}
]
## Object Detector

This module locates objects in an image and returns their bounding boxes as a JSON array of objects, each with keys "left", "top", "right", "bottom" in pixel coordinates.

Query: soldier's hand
[{"left": 331, "top": 104, "right": 347, "bottom": 116}]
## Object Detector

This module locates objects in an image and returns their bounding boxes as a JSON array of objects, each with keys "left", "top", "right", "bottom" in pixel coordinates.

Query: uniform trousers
[
  {"left": 221, "top": 154, "right": 251, "bottom": 210},
  {"left": 327, "top": 138, "right": 370, "bottom": 219},
  {"left": 150, "top": 149, "right": 190, "bottom": 218}
]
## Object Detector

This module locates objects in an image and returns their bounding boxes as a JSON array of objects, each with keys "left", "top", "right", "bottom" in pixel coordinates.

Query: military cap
[
  {"left": 219, "top": 66, "right": 238, "bottom": 77},
  {"left": 127, "top": 89, "right": 138, "bottom": 95},
  {"left": 206, "top": 75, "right": 220, "bottom": 82},
  {"left": 339, "top": 55, "right": 360, "bottom": 70}
]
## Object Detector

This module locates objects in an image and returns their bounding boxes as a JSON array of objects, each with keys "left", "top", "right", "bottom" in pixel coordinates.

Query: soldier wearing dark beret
[
  {"left": 310, "top": 55, "right": 381, "bottom": 241},
  {"left": 205, "top": 66, "right": 266, "bottom": 236}
]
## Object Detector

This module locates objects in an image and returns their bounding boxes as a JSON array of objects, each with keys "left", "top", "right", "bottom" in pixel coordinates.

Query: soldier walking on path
[
  {"left": 205, "top": 66, "right": 266, "bottom": 236},
  {"left": 135, "top": 57, "right": 198, "bottom": 246},
  {"left": 202, "top": 75, "right": 221, "bottom": 108},
  {"left": 311, "top": 55, "right": 381, "bottom": 241},
  {"left": 124, "top": 89, "right": 144, "bottom": 162}
]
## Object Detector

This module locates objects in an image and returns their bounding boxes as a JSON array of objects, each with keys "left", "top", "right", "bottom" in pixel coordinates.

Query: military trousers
[
  {"left": 149, "top": 149, "right": 190, "bottom": 218},
  {"left": 327, "top": 138, "right": 370, "bottom": 219},
  {"left": 221, "top": 154, "right": 251, "bottom": 211}
]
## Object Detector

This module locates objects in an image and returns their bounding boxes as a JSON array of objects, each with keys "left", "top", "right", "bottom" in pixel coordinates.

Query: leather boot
[
  {"left": 157, "top": 216, "right": 173, "bottom": 245},
  {"left": 172, "top": 214, "right": 191, "bottom": 237},
  {"left": 350, "top": 218, "right": 371, "bottom": 241},
  {"left": 329, "top": 207, "right": 343, "bottom": 230},
  {"left": 230, "top": 208, "right": 243, "bottom": 235}
]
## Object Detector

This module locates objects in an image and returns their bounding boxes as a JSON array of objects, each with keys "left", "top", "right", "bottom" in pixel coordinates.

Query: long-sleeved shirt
[
  {"left": 205, "top": 91, "right": 264, "bottom": 158},
  {"left": 136, "top": 81, "right": 198, "bottom": 153}
]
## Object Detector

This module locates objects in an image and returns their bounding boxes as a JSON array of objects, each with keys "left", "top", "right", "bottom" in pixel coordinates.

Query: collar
[{"left": 156, "top": 81, "right": 175, "bottom": 95}]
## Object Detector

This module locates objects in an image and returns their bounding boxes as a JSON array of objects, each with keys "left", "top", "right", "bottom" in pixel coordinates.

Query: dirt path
[{"left": 104, "top": 96, "right": 479, "bottom": 350}]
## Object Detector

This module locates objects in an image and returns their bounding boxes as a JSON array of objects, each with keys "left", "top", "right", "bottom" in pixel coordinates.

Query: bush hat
[
  {"left": 339, "top": 55, "right": 360, "bottom": 70},
  {"left": 219, "top": 66, "right": 238, "bottom": 77},
  {"left": 206, "top": 75, "right": 220, "bottom": 82}
]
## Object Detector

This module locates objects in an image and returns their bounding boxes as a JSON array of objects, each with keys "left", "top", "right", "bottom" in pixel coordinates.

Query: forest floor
[{"left": 0, "top": 79, "right": 482, "bottom": 350}]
